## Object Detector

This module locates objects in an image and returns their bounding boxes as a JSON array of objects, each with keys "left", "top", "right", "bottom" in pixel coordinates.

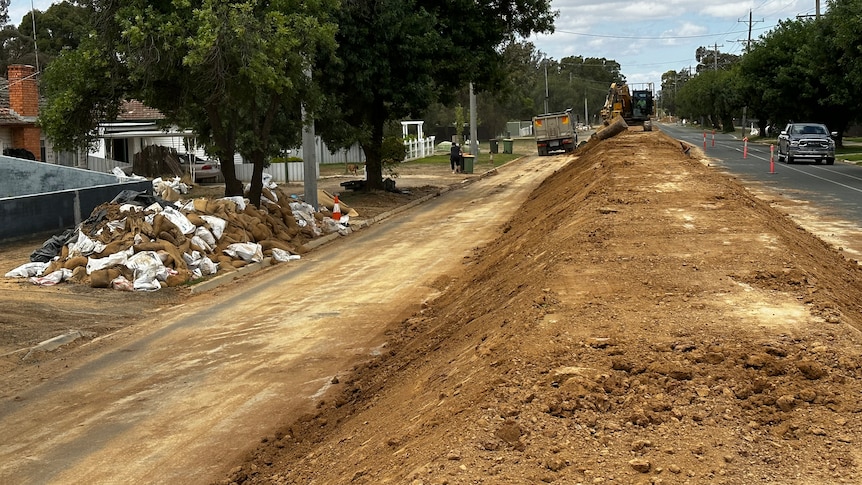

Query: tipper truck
[{"left": 532, "top": 110, "right": 578, "bottom": 156}]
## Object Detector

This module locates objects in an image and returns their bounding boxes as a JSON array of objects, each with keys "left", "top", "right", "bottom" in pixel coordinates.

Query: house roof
[
  {"left": 117, "top": 100, "right": 165, "bottom": 121},
  {"left": 0, "top": 78, "right": 32, "bottom": 126},
  {"left": 0, "top": 78, "right": 8, "bottom": 110}
]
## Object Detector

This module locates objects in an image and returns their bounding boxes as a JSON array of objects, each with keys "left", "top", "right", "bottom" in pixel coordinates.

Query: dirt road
[{"left": 0, "top": 154, "right": 565, "bottom": 483}]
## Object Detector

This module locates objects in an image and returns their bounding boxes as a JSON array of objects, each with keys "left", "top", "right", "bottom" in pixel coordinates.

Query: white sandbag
[
  {"left": 224, "top": 243, "right": 263, "bottom": 263},
  {"left": 161, "top": 206, "right": 196, "bottom": 235},
  {"left": 195, "top": 226, "right": 216, "bottom": 247},
  {"left": 119, "top": 203, "right": 142, "bottom": 213},
  {"left": 199, "top": 256, "right": 219, "bottom": 275},
  {"left": 69, "top": 230, "right": 106, "bottom": 257},
  {"left": 111, "top": 275, "right": 135, "bottom": 291},
  {"left": 30, "top": 268, "right": 73, "bottom": 286},
  {"left": 182, "top": 250, "right": 203, "bottom": 270},
  {"left": 220, "top": 196, "right": 247, "bottom": 211},
  {"left": 86, "top": 247, "right": 133, "bottom": 274},
  {"left": 200, "top": 215, "right": 226, "bottom": 240},
  {"left": 289, "top": 201, "right": 322, "bottom": 236},
  {"left": 5, "top": 261, "right": 49, "bottom": 278},
  {"left": 271, "top": 248, "right": 301, "bottom": 263},
  {"left": 190, "top": 235, "right": 212, "bottom": 253},
  {"left": 125, "top": 251, "right": 166, "bottom": 291}
]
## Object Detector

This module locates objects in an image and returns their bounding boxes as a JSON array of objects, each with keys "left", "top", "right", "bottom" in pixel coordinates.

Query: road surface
[
  {"left": 0, "top": 154, "right": 569, "bottom": 484},
  {"left": 660, "top": 123, "right": 862, "bottom": 227}
]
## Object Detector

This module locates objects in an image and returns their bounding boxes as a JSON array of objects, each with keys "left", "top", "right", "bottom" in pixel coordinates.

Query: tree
[
  {"left": 736, "top": 16, "right": 856, "bottom": 139},
  {"left": 40, "top": 0, "right": 337, "bottom": 206},
  {"left": 659, "top": 69, "right": 691, "bottom": 117},
  {"left": 0, "top": 2, "right": 89, "bottom": 73},
  {"left": 676, "top": 69, "right": 740, "bottom": 131},
  {"left": 694, "top": 46, "right": 739, "bottom": 73},
  {"left": 315, "top": 0, "right": 556, "bottom": 191},
  {"left": 0, "top": 0, "right": 8, "bottom": 25}
]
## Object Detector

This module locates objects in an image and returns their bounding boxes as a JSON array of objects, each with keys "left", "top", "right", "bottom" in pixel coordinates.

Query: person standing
[{"left": 450, "top": 143, "right": 463, "bottom": 173}]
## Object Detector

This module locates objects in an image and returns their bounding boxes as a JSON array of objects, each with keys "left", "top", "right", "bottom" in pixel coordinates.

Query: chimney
[
  {"left": 7, "top": 64, "right": 41, "bottom": 160},
  {"left": 8, "top": 65, "right": 38, "bottom": 117}
]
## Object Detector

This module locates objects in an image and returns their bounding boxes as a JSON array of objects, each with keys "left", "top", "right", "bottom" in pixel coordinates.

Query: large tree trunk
[
  {"left": 363, "top": 97, "right": 387, "bottom": 191},
  {"left": 247, "top": 151, "right": 265, "bottom": 207},
  {"left": 720, "top": 113, "right": 735, "bottom": 133},
  {"left": 207, "top": 104, "right": 243, "bottom": 197}
]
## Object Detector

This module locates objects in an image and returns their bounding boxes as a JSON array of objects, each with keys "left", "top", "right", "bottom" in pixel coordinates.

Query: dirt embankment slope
[{"left": 225, "top": 130, "right": 862, "bottom": 484}]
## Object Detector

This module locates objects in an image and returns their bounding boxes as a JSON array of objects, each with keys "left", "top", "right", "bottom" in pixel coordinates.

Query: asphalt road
[
  {"left": 0, "top": 153, "right": 569, "bottom": 485},
  {"left": 659, "top": 123, "right": 862, "bottom": 227}
]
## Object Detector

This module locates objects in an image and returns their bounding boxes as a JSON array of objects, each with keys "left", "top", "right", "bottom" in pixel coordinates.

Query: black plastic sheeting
[{"left": 27, "top": 189, "right": 168, "bottom": 263}]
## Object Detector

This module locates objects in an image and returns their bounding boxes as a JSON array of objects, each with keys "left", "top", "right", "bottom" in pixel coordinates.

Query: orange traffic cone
[{"left": 332, "top": 194, "right": 342, "bottom": 222}]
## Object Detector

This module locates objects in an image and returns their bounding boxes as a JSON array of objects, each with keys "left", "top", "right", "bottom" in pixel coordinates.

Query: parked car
[
  {"left": 777, "top": 122, "right": 836, "bottom": 165},
  {"left": 179, "top": 154, "right": 221, "bottom": 182}
]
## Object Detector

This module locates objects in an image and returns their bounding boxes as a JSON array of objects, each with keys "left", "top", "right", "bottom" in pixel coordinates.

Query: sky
[
  {"left": 11, "top": 0, "right": 824, "bottom": 90},
  {"left": 527, "top": 0, "right": 824, "bottom": 87}
]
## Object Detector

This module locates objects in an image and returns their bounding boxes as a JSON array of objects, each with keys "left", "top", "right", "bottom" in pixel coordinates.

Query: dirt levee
[{"left": 229, "top": 130, "right": 862, "bottom": 484}]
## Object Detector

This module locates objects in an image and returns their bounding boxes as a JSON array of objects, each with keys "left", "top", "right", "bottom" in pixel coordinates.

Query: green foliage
[
  {"left": 39, "top": 0, "right": 337, "bottom": 205},
  {"left": 734, "top": 5, "right": 862, "bottom": 138},
  {"left": 454, "top": 105, "right": 466, "bottom": 145},
  {"left": 314, "top": 0, "right": 555, "bottom": 190},
  {"left": 676, "top": 69, "right": 739, "bottom": 132},
  {"left": 39, "top": 37, "right": 128, "bottom": 152},
  {"left": 381, "top": 135, "right": 407, "bottom": 164}
]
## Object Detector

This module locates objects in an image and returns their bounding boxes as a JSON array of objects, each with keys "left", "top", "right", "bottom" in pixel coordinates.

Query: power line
[{"left": 552, "top": 27, "right": 771, "bottom": 41}]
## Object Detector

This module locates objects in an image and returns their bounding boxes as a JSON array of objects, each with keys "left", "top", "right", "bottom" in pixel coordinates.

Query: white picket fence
[
  {"left": 83, "top": 136, "right": 438, "bottom": 184},
  {"left": 403, "top": 136, "right": 436, "bottom": 161}
]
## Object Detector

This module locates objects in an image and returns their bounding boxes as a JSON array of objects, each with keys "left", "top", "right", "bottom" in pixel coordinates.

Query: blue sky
[
  {"left": 528, "top": 0, "right": 824, "bottom": 86},
  {"left": 12, "top": 0, "right": 823, "bottom": 89}
]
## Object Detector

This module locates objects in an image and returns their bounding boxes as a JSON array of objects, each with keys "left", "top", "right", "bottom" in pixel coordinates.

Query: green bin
[
  {"left": 461, "top": 155, "right": 474, "bottom": 174},
  {"left": 489, "top": 139, "right": 499, "bottom": 154},
  {"left": 502, "top": 139, "right": 513, "bottom": 154}
]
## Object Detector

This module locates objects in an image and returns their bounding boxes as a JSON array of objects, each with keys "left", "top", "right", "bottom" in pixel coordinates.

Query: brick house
[{"left": 0, "top": 64, "right": 42, "bottom": 160}]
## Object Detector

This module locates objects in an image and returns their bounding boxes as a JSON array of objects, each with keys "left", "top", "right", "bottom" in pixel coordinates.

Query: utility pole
[
  {"left": 736, "top": 10, "right": 763, "bottom": 53},
  {"left": 469, "top": 82, "right": 478, "bottom": 157},
  {"left": 584, "top": 88, "right": 589, "bottom": 129},
  {"left": 301, "top": 67, "right": 318, "bottom": 210},
  {"left": 797, "top": 1, "right": 822, "bottom": 20},
  {"left": 543, "top": 61, "right": 549, "bottom": 114},
  {"left": 713, "top": 43, "right": 723, "bottom": 70}
]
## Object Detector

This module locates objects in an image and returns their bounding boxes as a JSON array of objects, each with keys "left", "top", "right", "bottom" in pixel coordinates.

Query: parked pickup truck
[
  {"left": 533, "top": 111, "right": 577, "bottom": 156},
  {"left": 777, "top": 122, "right": 836, "bottom": 165}
]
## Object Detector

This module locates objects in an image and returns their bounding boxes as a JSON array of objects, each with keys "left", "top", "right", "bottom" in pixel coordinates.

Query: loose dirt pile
[{"left": 224, "top": 131, "right": 862, "bottom": 484}]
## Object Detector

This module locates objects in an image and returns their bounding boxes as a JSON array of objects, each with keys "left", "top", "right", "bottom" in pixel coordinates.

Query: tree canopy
[
  {"left": 670, "top": 0, "right": 862, "bottom": 138},
  {"left": 315, "top": 0, "right": 556, "bottom": 190},
  {"left": 40, "top": 0, "right": 337, "bottom": 206}
]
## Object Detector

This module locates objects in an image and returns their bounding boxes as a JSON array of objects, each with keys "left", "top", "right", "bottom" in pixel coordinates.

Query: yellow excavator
[{"left": 600, "top": 82, "right": 654, "bottom": 131}]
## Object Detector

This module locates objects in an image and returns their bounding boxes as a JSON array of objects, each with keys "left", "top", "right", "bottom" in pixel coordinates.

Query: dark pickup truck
[{"left": 777, "top": 123, "right": 836, "bottom": 164}]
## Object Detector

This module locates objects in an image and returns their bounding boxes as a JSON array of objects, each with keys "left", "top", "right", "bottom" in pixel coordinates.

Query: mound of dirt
[{"left": 224, "top": 130, "right": 862, "bottom": 484}]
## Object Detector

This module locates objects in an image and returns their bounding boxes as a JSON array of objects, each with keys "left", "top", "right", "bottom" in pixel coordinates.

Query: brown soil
[
  {"left": 4, "top": 130, "right": 862, "bottom": 484},
  {"left": 0, "top": 164, "right": 464, "bottom": 365},
  {"left": 222, "top": 131, "right": 862, "bottom": 484}
]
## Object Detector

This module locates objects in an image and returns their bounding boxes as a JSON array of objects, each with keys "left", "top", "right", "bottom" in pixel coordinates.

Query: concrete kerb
[{"left": 188, "top": 163, "right": 511, "bottom": 294}]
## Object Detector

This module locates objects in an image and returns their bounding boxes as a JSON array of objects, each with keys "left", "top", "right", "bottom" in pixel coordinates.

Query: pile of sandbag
[{"left": 6, "top": 186, "right": 348, "bottom": 291}]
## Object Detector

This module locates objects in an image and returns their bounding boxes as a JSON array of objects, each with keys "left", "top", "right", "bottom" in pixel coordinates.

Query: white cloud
[{"left": 8, "top": 1, "right": 54, "bottom": 26}]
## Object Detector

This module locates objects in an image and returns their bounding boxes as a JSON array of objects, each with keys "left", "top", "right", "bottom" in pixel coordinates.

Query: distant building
[{"left": 0, "top": 65, "right": 42, "bottom": 161}]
